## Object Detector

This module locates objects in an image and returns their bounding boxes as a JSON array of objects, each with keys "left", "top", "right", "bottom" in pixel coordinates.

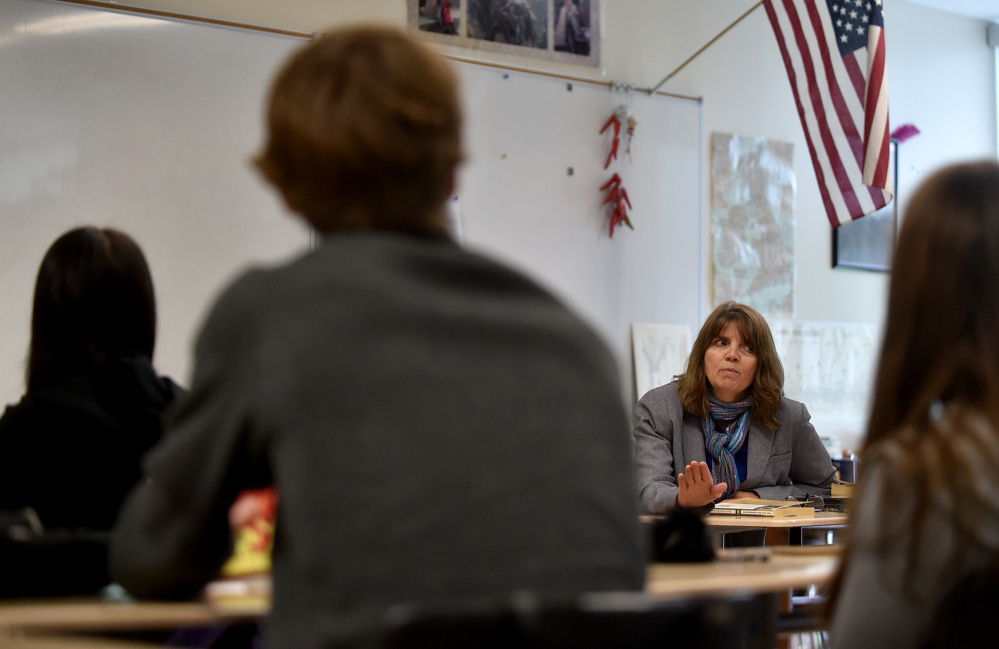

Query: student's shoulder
[
  {"left": 0, "top": 380, "right": 105, "bottom": 443},
  {"left": 204, "top": 251, "right": 313, "bottom": 322}
]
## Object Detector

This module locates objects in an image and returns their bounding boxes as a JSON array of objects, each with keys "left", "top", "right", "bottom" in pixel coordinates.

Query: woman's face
[{"left": 703, "top": 322, "right": 758, "bottom": 403}]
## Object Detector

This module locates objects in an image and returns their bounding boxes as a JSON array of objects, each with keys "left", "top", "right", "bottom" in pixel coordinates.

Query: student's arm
[{"left": 110, "top": 279, "right": 270, "bottom": 600}]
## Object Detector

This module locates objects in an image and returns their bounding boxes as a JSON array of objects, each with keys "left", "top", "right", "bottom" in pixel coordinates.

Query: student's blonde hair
[{"left": 254, "top": 26, "right": 464, "bottom": 235}]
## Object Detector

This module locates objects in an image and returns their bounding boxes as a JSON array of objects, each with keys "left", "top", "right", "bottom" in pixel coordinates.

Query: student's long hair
[
  {"left": 866, "top": 161, "right": 999, "bottom": 448},
  {"left": 26, "top": 227, "right": 157, "bottom": 394},
  {"left": 829, "top": 160, "right": 999, "bottom": 610},
  {"left": 677, "top": 301, "right": 784, "bottom": 430}
]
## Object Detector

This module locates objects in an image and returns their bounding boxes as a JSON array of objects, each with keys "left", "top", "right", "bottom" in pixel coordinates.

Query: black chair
[
  {"left": 0, "top": 508, "right": 110, "bottom": 598},
  {"left": 378, "top": 590, "right": 777, "bottom": 649}
]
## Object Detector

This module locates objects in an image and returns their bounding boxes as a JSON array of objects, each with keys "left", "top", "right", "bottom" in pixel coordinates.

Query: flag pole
[{"left": 647, "top": 0, "right": 765, "bottom": 95}]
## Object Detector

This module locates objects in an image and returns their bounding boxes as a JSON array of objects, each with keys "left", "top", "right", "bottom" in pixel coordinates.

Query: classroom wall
[
  {"left": 0, "top": 0, "right": 310, "bottom": 407},
  {"left": 2, "top": 0, "right": 995, "bottom": 451},
  {"left": 113, "top": 0, "right": 997, "bottom": 323},
  {"left": 109, "top": 0, "right": 997, "bottom": 327}
]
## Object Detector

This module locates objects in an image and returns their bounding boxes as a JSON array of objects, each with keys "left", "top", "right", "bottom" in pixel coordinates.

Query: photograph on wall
[
  {"left": 407, "top": 0, "right": 601, "bottom": 67},
  {"left": 416, "top": 0, "right": 461, "bottom": 36},
  {"left": 833, "top": 141, "right": 898, "bottom": 272},
  {"left": 468, "top": 0, "right": 546, "bottom": 50}
]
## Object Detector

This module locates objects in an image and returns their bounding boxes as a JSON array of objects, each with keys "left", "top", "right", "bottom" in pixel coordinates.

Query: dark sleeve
[
  {"left": 752, "top": 401, "right": 836, "bottom": 501},
  {"left": 0, "top": 405, "right": 31, "bottom": 512},
  {"left": 632, "top": 390, "right": 680, "bottom": 514},
  {"left": 109, "top": 277, "right": 271, "bottom": 600}
]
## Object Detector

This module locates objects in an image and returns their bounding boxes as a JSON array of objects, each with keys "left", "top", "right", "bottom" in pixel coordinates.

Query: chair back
[{"left": 0, "top": 508, "right": 110, "bottom": 598}]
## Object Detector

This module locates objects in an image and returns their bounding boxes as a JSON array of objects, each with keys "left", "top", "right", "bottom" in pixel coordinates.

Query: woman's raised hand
[{"left": 677, "top": 461, "right": 727, "bottom": 508}]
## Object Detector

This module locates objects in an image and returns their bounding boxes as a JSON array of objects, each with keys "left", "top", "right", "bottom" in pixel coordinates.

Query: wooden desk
[
  {"left": 646, "top": 546, "right": 839, "bottom": 599},
  {"left": 643, "top": 511, "right": 850, "bottom": 545},
  {"left": 0, "top": 550, "right": 837, "bottom": 644},
  {"left": 0, "top": 637, "right": 162, "bottom": 649},
  {"left": 648, "top": 545, "right": 840, "bottom": 648},
  {"left": 0, "top": 599, "right": 260, "bottom": 636},
  {"left": 704, "top": 511, "right": 850, "bottom": 545}
]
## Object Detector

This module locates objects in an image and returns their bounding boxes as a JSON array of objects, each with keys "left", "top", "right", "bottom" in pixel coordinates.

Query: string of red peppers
[{"left": 600, "top": 106, "right": 636, "bottom": 237}]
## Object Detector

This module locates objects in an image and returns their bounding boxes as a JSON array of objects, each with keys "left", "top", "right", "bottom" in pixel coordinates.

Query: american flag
[{"left": 764, "top": 0, "right": 891, "bottom": 227}]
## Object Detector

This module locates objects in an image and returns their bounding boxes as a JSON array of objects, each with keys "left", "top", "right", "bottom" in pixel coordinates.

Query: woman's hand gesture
[{"left": 677, "top": 461, "right": 727, "bottom": 508}]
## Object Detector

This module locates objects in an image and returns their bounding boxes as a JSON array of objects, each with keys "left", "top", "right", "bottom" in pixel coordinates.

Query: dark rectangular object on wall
[{"left": 832, "top": 140, "right": 898, "bottom": 272}]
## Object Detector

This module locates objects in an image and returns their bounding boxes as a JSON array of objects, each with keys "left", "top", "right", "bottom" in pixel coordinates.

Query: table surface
[
  {"left": 703, "top": 510, "right": 850, "bottom": 528},
  {"left": 0, "top": 598, "right": 262, "bottom": 633},
  {"left": 0, "top": 637, "right": 163, "bottom": 649},
  {"left": 646, "top": 546, "right": 840, "bottom": 598},
  {"left": 641, "top": 510, "right": 849, "bottom": 529},
  {"left": 0, "top": 548, "right": 839, "bottom": 634}
]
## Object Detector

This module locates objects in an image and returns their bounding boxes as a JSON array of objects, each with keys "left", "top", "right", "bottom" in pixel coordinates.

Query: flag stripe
[
  {"left": 764, "top": 0, "right": 892, "bottom": 227},
  {"left": 863, "top": 26, "right": 890, "bottom": 187},
  {"left": 803, "top": 1, "right": 876, "bottom": 214},
  {"left": 764, "top": 0, "right": 840, "bottom": 224},
  {"left": 779, "top": 0, "right": 862, "bottom": 224},
  {"left": 843, "top": 51, "right": 866, "bottom": 103}
]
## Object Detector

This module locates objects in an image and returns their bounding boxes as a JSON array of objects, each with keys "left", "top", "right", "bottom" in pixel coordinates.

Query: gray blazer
[{"left": 633, "top": 381, "right": 835, "bottom": 514}]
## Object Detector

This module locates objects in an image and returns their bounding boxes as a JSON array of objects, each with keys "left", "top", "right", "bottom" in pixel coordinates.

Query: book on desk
[{"left": 709, "top": 499, "right": 815, "bottom": 518}]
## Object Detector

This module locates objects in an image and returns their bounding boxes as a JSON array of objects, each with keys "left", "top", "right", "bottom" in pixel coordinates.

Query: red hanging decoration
[
  {"left": 601, "top": 172, "right": 633, "bottom": 237},
  {"left": 600, "top": 113, "right": 622, "bottom": 169},
  {"left": 599, "top": 98, "right": 636, "bottom": 237}
]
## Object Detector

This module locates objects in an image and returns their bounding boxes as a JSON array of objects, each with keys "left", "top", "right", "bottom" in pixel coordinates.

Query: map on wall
[
  {"left": 632, "top": 322, "right": 691, "bottom": 401},
  {"left": 710, "top": 133, "right": 796, "bottom": 317},
  {"left": 770, "top": 320, "right": 879, "bottom": 420}
]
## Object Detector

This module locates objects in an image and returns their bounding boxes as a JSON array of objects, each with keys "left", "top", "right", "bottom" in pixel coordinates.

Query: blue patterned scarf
[{"left": 702, "top": 394, "right": 753, "bottom": 499}]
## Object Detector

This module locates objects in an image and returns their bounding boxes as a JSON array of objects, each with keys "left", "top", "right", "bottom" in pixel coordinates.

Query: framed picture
[
  {"left": 407, "top": 0, "right": 601, "bottom": 67},
  {"left": 832, "top": 140, "right": 898, "bottom": 272}
]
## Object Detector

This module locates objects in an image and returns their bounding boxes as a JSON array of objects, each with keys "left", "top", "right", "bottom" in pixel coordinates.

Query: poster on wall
[
  {"left": 710, "top": 132, "right": 796, "bottom": 318},
  {"left": 631, "top": 323, "right": 691, "bottom": 402},
  {"left": 407, "top": 0, "right": 601, "bottom": 67}
]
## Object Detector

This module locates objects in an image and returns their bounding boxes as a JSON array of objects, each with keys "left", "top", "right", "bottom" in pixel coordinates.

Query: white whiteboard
[
  {"left": 0, "top": 0, "right": 703, "bottom": 406},
  {"left": 454, "top": 65, "right": 703, "bottom": 399}
]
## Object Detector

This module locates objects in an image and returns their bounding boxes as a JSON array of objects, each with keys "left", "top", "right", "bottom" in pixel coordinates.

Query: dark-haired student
[
  {"left": 0, "top": 226, "right": 184, "bottom": 596},
  {"left": 828, "top": 160, "right": 999, "bottom": 649},
  {"left": 109, "top": 25, "right": 644, "bottom": 649},
  {"left": 633, "top": 301, "right": 835, "bottom": 514}
]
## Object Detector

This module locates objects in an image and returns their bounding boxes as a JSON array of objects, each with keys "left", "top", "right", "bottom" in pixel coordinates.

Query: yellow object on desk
[
  {"left": 220, "top": 520, "right": 274, "bottom": 577},
  {"left": 219, "top": 487, "right": 277, "bottom": 578}
]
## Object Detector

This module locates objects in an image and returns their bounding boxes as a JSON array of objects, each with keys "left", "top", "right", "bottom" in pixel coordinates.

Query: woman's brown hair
[
  {"left": 677, "top": 301, "right": 784, "bottom": 429},
  {"left": 254, "top": 26, "right": 464, "bottom": 236}
]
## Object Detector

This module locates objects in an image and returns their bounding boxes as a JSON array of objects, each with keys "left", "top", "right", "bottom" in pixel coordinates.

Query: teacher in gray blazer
[{"left": 634, "top": 302, "right": 836, "bottom": 514}]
